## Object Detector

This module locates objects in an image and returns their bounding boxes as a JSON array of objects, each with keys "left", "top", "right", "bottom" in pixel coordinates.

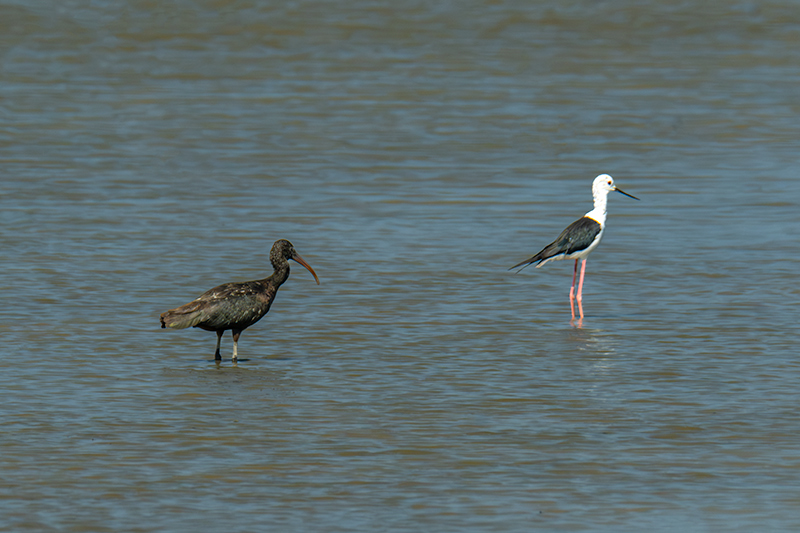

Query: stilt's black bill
[{"left": 614, "top": 187, "right": 639, "bottom": 200}]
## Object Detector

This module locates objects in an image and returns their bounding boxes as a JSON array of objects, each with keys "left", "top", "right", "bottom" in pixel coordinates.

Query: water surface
[{"left": 1, "top": 1, "right": 799, "bottom": 531}]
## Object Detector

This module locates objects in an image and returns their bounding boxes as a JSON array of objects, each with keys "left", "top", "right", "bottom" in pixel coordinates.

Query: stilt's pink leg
[
  {"left": 569, "top": 259, "right": 578, "bottom": 320},
  {"left": 576, "top": 259, "right": 588, "bottom": 319}
]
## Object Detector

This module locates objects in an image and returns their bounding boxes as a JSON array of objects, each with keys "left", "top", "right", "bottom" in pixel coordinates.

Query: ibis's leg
[
  {"left": 569, "top": 259, "right": 578, "bottom": 320},
  {"left": 214, "top": 331, "right": 223, "bottom": 361},
  {"left": 576, "top": 258, "right": 588, "bottom": 319},
  {"left": 232, "top": 330, "right": 241, "bottom": 361}
]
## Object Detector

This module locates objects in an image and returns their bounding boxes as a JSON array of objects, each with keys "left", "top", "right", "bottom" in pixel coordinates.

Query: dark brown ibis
[{"left": 160, "top": 239, "right": 320, "bottom": 361}]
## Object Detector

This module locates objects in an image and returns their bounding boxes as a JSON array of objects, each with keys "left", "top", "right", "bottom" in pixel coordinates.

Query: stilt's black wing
[{"left": 510, "top": 216, "right": 601, "bottom": 271}]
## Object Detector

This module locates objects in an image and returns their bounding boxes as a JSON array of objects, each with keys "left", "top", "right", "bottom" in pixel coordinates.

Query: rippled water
[{"left": 2, "top": 1, "right": 800, "bottom": 531}]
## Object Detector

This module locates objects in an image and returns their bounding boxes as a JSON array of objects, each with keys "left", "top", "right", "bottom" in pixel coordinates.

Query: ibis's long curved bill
[
  {"left": 614, "top": 187, "right": 639, "bottom": 200},
  {"left": 291, "top": 253, "right": 320, "bottom": 285}
]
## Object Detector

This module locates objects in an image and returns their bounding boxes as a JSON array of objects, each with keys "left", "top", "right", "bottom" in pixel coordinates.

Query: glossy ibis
[{"left": 160, "top": 239, "right": 320, "bottom": 361}]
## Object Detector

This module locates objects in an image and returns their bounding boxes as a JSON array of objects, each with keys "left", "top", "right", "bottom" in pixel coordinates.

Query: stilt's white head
[
  {"left": 593, "top": 174, "right": 617, "bottom": 197},
  {"left": 586, "top": 174, "right": 639, "bottom": 224},
  {"left": 592, "top": 174, "right": 639, "bottom": 202}
]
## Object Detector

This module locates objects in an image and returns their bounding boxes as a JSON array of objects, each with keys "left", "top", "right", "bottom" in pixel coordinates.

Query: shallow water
[{"left": 2, "top": 1, "right": 800, "bottom": 531}]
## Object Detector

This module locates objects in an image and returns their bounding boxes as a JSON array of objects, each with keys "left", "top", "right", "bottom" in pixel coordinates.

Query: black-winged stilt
[{"left": 510, "top": 174, "right": 639, "bottom": 323}]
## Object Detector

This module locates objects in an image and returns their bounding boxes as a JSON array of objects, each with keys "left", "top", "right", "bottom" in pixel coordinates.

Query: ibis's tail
[{"left": 160, "top": 301, "right": 207, "bottom": 330}]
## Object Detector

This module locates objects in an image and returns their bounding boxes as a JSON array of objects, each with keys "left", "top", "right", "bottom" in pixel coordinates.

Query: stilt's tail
[
  {"left": 509, "top": 253, "right": 543, "bottom": 272},
  {"left": 510, "top": 241, "right": 564, "bottom": 272}
]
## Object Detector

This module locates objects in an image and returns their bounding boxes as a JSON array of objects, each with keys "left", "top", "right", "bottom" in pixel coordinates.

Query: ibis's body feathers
[{"left": 160, "top": 279, "right": 278, "bottom": 332}]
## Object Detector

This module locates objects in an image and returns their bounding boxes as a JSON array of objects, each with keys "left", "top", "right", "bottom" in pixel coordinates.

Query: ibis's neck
[{"left": 268, "top": 260, "right": 291, "bottom": 287}]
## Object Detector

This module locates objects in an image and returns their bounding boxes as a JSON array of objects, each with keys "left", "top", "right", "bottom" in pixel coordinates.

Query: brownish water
[{"left": 2, "top": 1, "right": 799, "bottom": 531}]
